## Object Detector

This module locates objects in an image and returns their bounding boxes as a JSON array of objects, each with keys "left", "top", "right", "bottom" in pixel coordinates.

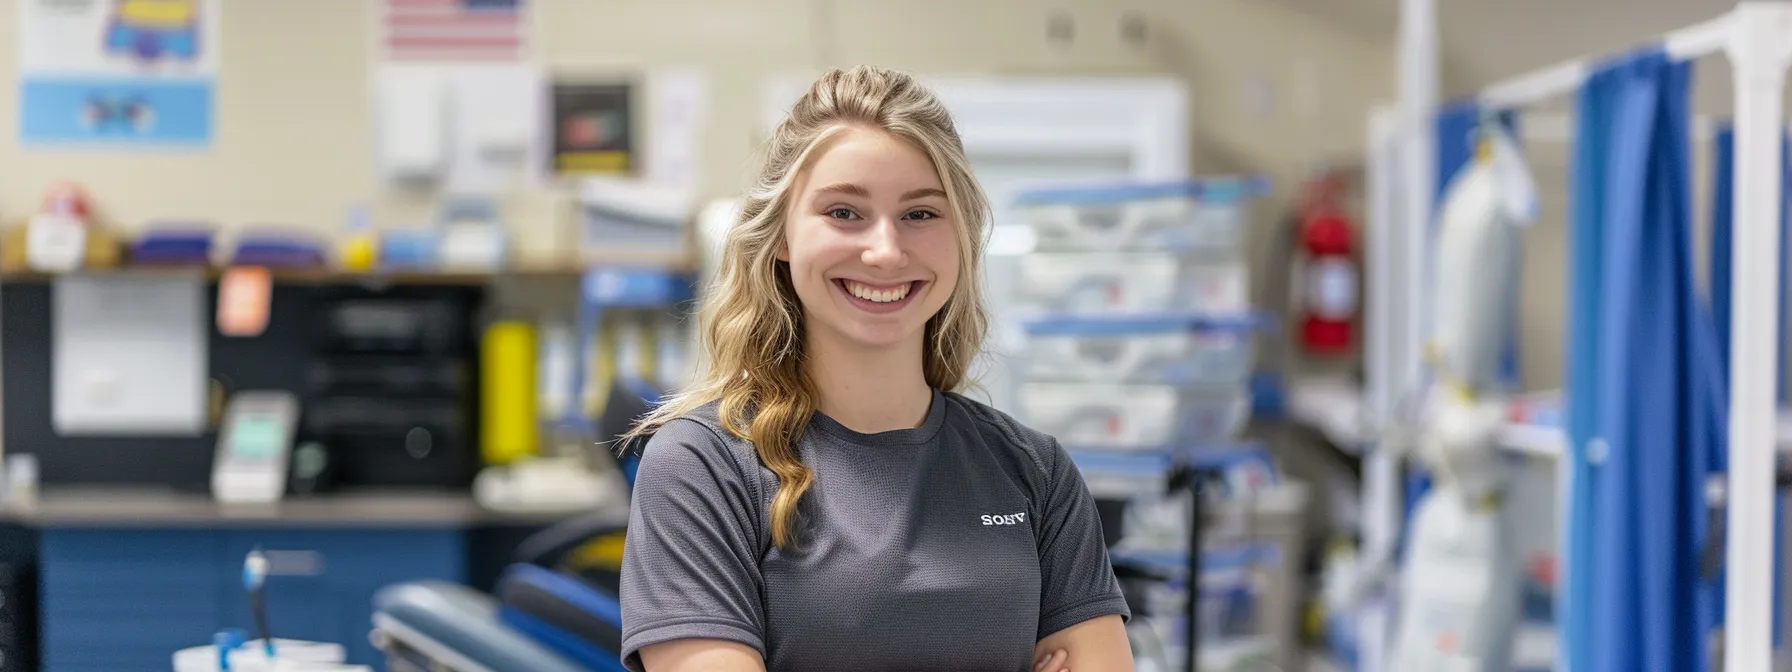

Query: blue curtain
[
  {"left": 1568, "top": 48, "right": 1725, "bottom": 672},
  {"left": 1561, "top": 57, "right": 1617, "bottom": 672},
  {"left": 1708, "top": 121, "right": 1790, "bottom": 646},
  {"left": 1402, "top": 103, "right": 1524, "bottom": 536}
]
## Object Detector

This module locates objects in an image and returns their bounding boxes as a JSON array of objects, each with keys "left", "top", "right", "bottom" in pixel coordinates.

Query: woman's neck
[{"left": 805, "top": 332, "right": 933, "bottom": 434}]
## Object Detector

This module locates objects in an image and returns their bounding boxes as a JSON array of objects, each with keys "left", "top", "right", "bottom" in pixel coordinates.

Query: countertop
[{"left": 0, "top": 487, "right": 606, "bottom": 528}]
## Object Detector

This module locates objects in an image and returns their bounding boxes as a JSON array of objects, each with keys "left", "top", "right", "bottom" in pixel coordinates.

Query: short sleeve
[
  {"left": 619, "top": 419, "right": 767, "bottom": 671},
  {"left": 1034, "top": 438, "right": 1133, "bottom": 639}
]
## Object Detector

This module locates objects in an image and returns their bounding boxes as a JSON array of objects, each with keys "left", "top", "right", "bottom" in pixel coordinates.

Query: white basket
[
  {"left": 1026, "top": 329, "right": 1255, "bottom": 386},
  {"left": 1018, "top": 382, "right": 1251, "bottom": 449},
  {"left": 1015, "top": 178, "right": 1266, "bottom": 254},
  {"left": 1018, "top": 253, "right": 1250, "bottom": 316}
]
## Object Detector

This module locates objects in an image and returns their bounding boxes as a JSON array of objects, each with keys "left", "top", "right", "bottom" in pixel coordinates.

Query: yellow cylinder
[
  {"left": 481, "top": 321, "right": 539, "bottom": 465},
  {"left": 340, "top": 235, "right": 378, "bottom": 271}
]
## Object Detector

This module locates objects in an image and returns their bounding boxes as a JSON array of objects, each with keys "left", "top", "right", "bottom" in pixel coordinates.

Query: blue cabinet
[{"left": 39, "top": 527, "right": 465, "bottom": 672}]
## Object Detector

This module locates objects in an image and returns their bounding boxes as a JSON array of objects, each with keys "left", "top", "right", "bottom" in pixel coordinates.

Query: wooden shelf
[{"left": 0, "top": 253, "right": 695, "bottom": 286}]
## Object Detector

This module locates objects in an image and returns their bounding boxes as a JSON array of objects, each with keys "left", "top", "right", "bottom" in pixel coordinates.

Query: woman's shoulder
[
  {"left": 939, "top": 391, "right": 1066, "bottom": 471},
  {"left": 648, "top": 399, "right": 728, "bottom": 441},
  {"left": 639, "top": 402, "right": 760, "bottom": 478}
]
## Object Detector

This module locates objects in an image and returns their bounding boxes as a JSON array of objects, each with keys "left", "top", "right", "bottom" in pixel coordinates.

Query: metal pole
[
  {"left": 1184, "top": 468, "right": 1203, "bottom": 672},
  {"left": 1723, "top": 5, "right": 1792, "bottom": 670}
]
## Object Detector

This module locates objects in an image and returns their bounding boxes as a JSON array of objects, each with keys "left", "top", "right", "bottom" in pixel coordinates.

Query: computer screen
[{"left": 229, "top": 413, "right": 285, "bottom": 459}]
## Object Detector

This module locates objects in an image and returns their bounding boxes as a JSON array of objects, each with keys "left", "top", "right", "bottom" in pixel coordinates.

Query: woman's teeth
[{"left": 844, "top": 280, "right": 910, "bottom": 303}]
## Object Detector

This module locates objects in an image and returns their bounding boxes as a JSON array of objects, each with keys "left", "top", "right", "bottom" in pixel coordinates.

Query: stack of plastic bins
[
  {"left": 1109, "top": 453, "right": 1311, "bottom": 672},
  {"left": 1008, "top": 177, "right": 1272, "bottom": 672}
]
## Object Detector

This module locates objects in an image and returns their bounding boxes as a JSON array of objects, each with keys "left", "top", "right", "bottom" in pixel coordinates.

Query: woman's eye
[
  {"left": 903, "top": 210, "right": 939, "bottom": 221},
  {"left": 829, "top": 208, "right": 859, "bottom": 220}
]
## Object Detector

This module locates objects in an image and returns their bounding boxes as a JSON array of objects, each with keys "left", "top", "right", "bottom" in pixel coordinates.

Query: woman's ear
[{"left": 776, "top": 241, "right": 790, "bottom": 262}]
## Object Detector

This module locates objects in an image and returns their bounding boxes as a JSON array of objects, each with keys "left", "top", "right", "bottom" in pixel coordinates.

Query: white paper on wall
[
  {"left": 373, "top": 63, "right": 545, "bottom": 195},
  {"left": 645, "top": 68, "right": 709, "bottom": 186},
  {"left": 52, "top": 272, "right": 209, "bottom": 436},
  {"left": 448, "top": 63, "right": 545, "bottom": 194}
]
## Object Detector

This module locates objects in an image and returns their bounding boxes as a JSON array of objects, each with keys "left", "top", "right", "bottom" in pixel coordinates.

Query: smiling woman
[
  {"left": 782, "top": 128, "right": 960, "bottom": 351},
  {"left": 616, "top": 66, "right": 1134, "bottom": 672}
]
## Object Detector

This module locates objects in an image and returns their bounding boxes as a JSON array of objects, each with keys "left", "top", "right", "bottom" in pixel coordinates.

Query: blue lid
[
  {"left": 1022, "top": 311, "right": 1270, "bottom": 336},
  {"left": 1068, "top": 449, "right": 1174, "bottom": 477},
  {"left": 1112, "top": 542, "right": 1282, "bottom": 574},
  {"left": 1068, "top": 442, "right": 1268, "bottom": 476},
  {"left": 1012, "top": 176, "right": 1270, "bottom": 207}
]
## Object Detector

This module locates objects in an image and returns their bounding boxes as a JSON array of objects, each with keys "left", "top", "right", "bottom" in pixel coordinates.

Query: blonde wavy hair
[{"left": 623, "top": 65, "right": 991, "bottom": 549}]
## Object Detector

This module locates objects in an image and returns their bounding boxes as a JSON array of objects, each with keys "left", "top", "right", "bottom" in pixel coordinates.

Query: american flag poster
[{"left": 381, "top": 0, "right": 529, "bottom": 63}]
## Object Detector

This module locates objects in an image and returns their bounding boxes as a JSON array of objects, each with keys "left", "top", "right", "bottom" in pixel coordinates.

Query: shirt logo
[{"left": 981, "top": 512, "right": 1027, "bottom": 526}]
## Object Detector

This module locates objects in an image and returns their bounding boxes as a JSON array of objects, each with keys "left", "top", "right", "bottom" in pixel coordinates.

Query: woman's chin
[{"left": 821, "top": 321, "right": 925, "bottom": 352}]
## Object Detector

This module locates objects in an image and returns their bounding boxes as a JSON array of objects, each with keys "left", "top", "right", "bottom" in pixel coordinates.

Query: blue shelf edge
[
  {"left": 1022, "top": 310, "right": 1274, "bottom": 336},
  {"left": 1013, "top": 175, "right": 1273, "bottom": 208},
  {"left": 1067, "top": 443, "right": 1276, "bottom": 476}
]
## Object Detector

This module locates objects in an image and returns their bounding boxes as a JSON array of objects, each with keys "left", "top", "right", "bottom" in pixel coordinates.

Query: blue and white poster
[{"left": 18, "top": 0, "right": 220, "bottom": 147}]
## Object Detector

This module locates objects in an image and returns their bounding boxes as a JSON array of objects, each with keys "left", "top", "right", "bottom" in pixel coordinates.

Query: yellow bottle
[
  {"left": 340, "top": 207, "right": 379, "bottom": 272},
  {"left": 481, "top": 321, "right": 539, "bottom": 465},
  {"left": 342, "top": 236, "right": 377, "bottom": 271}
]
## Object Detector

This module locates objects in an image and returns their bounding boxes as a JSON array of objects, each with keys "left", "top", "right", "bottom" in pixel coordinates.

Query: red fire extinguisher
[{"left": 1291, "top": 172, "right": 1359, "bottom": 356}]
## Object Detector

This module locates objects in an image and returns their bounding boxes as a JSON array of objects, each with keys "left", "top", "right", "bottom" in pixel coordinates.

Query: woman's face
[{"left": 780, "top": 126, "right": 961, "bottom": 353}]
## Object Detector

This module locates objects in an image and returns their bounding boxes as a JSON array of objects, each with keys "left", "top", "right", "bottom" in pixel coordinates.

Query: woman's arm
[
  {"left": 1028, "top": 435, "right": 1136, "bottom": 670},
  {"left": 1034, "top": 615, "right": 1134, "bottom": 671},
  {"left": 639, "top": 639, "right": 767, "bottom": 672},
  {"left": 620, "top": 421, "right": 770, "bottom": 670}
]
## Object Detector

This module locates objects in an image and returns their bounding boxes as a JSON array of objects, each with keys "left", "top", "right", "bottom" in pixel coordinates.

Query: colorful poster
[
  {"left": 18, "top": 0, "right": 221, "bottom": 146},
  {"left": 551, "top": 82, "right": 633, "bottom": 177}
]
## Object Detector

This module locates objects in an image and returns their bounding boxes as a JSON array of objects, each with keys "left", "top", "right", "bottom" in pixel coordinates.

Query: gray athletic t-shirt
[{"left": 619, "top": 389, "right": 1130, "bottom": 671}]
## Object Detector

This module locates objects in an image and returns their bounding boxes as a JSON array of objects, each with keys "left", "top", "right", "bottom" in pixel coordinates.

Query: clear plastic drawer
[
  {"left": 1018, "top": 253, "right": 1249, "bottom": 316},
  {"left": 1023, "top": 314, "right": 1260, "bottom": 386},
  {"left": 1013, "top": 177, "right": 1267, "bottom": 254},
  {"left": 1019, "top": 382, "right": 1251, "bottom": 450}
]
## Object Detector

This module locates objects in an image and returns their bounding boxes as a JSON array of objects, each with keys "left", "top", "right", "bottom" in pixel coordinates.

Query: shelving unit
[{"left": 1005, "top": 176, "right": 1298, "bottom": 672}]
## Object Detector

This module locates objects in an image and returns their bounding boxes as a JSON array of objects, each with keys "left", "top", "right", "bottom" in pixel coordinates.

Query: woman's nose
[{"left": 861, "top": 219, "right": 906, "bottom": 268}]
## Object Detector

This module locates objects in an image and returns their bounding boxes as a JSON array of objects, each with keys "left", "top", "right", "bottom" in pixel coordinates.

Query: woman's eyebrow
[{"left": 814, "top": 183, "right": 870, "bottom": 198}]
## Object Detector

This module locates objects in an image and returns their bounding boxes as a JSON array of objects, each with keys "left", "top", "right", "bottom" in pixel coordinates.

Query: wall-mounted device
[{"left": 211, "top": 391, "right": 301, "bottom": 504}]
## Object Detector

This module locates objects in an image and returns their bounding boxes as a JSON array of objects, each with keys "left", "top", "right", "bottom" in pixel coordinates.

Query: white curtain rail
[
  {"left": 1477, "top": 10, "right": 1735, "bottom": 110},
  {"left": 1503, "top": 111, "right": 1792, "bottom": 145}
]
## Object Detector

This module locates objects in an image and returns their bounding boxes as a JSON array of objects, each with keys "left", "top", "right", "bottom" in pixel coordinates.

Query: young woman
[{"left": 619, "top": 65, "right": 1135, "bottom": 672}]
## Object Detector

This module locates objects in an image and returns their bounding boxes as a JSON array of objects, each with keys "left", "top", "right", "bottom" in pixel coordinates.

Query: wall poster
[
  {"left": 18, "top": 0, "right": 222, "bottom": 147},
  {"left": 551, "top": 81, "right": 633, "bottom": 177}
]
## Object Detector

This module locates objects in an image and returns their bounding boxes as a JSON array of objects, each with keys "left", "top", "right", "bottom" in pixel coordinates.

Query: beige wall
[{"left": 0, "top": 0, "right": 1394, "bottom": 275}]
